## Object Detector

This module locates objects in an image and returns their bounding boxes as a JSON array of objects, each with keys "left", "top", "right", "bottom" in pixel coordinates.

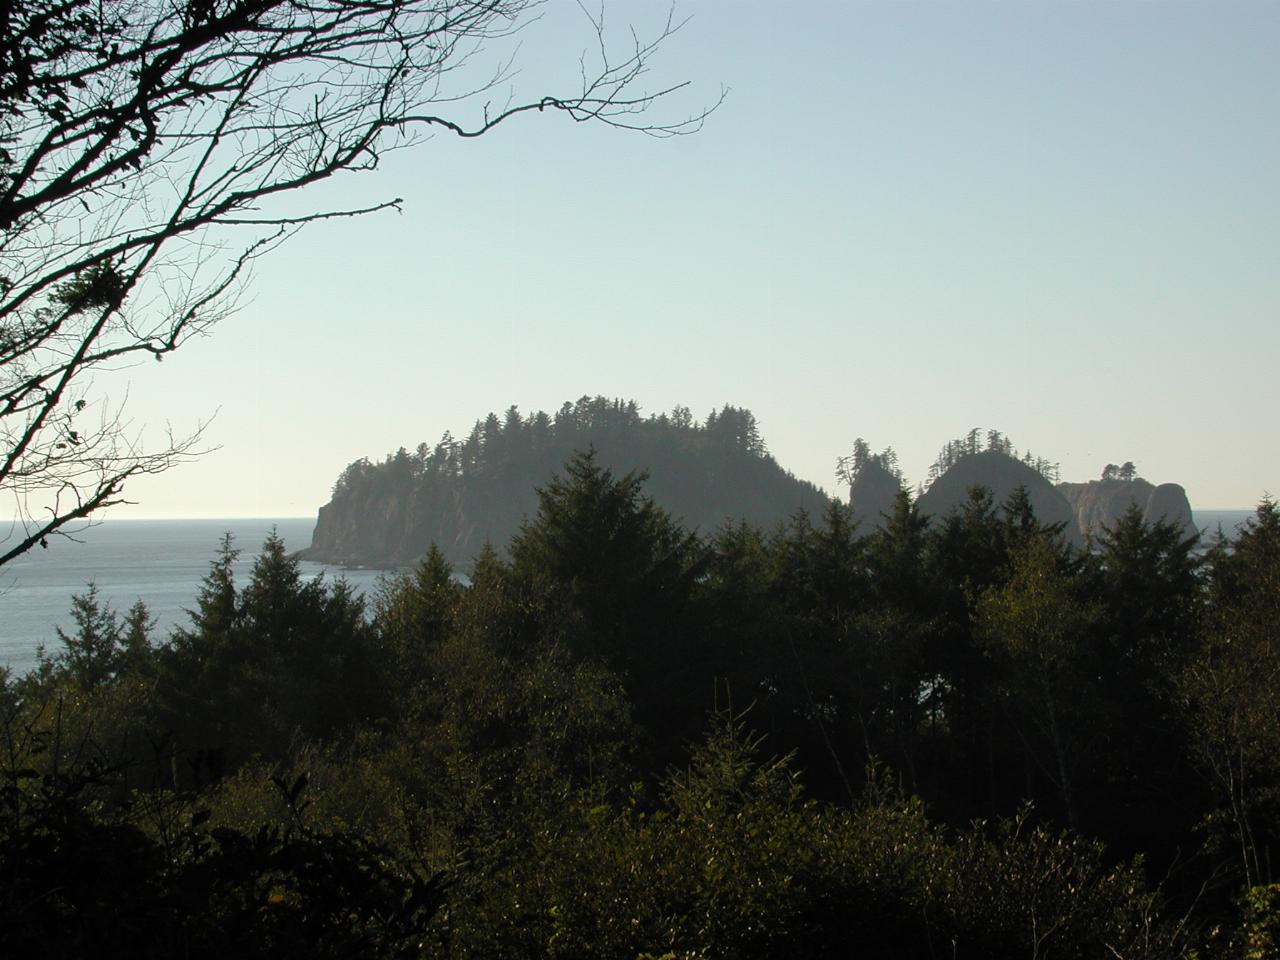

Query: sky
[{"left": 99, "top": 0, "right": 1278, "bottom": 518}]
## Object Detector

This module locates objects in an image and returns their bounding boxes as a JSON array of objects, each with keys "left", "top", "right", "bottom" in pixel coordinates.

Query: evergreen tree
[
  {"left": 1080, "top": 506, "right": 1204, "bottom": 863},
  {"left": 372, "top": 544, "right": 460, "bottom": 718},
  {"left": 857, "top": 492, "right": 940, "bottom": 796},
  {"left": 924, "top": 487, "right": 1024, "bottom": 821},
  {"left": 1182, "top": 499, "right": 1280, "bottom": 888},
  {"left": 508, "top": 449, "right": 708, "bottom": 764},
  {"left": 158, "top": 531, "right": 378, "bottom": 779},
  {"left": 117, "top": 599, "right": 157, "bottom": 678},
  {"left": 976, "top": 535, "right": 1099, "bottom": 831},
  {"left": 53, "top": 582, "right": 120, "bottom": 690},
  {"left": 1095, "top": 506, "right": 1201, "bottom": 671},
  {"left": 188, "top": 533, "right": 240, "bottom": 638},
  {"left": 509, "top": 448, "right": 704, "bottom": 664}
]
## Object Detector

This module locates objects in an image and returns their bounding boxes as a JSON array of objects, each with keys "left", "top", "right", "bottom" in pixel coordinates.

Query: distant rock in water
[
  {"left": 301, "top": 397, "right": 832, "bottom": 568},
  {"left": 917, "top": 449, "right": 1083, "bottom": 547},
  {"left": 847, "top": 459, "right": 904, "bottom": 533},
  {"left": 1056, "top": 477, "right": 1195, "bottom": 541}
]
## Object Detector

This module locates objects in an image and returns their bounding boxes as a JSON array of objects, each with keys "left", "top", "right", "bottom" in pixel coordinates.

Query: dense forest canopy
[
  {"left": 923, "top": 428, "right": 1061, "bottom": 490},
  {"left": 331, "top": 399, "right": 771, "bottom": 497},
  {"left": 5, "top": 444, "right": 1280, "bottom": 955}
]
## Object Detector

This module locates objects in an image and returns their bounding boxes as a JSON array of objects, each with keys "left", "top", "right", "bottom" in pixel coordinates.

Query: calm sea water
[
  {"left": 0, "top": 518, "right": 391, "bottom": 676},
  {"left": 1195, "top": 509, "right": 1260, "bottom": 539},
  {"left": 0, "top": 510, "right": 1260, "bottom": 677}
]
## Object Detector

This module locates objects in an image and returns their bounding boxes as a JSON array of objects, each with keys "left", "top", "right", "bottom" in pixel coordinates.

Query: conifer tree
[
  {"left": 509, "top": 448, "right": 703, "bottom": 661},
  {"left": 117, "top": 599, "right": 156, "bottom": 678},
  {"left": 1183, "top": 499, "right": 1280, "bottom": 888},
  {"left": 976, "top": 535, "right": 1099, "bottom": 830},
  {"left": 53, "top": 582, "right": 120, "bottom": 690},
  {"left": 373, "top": 544, "right": 460, "bottom": 716}
]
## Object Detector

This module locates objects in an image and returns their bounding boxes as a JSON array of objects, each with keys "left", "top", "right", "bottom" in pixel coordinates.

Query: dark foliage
[
  {"left": 0, "top": 758, "right": 442, "bottom": 959},
  {"left": 155, "top": 530, "right": 381, "bottom": 779},
  {"left": 11, "top": 459, "right": 1280, "bottom": 957}
]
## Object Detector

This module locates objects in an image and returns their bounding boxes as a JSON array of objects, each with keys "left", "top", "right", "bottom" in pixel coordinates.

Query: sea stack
[
  {"left": 917, "top": 449, "right": 1083, "bottom": 547},
  {"left": 1056, "top": 476, "right": 1196, "bottom": 541}
]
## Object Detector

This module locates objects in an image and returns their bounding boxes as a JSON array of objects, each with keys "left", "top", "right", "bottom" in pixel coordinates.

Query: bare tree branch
[{"left": 0, "top": 0, "right": 714, "bottom": 563}]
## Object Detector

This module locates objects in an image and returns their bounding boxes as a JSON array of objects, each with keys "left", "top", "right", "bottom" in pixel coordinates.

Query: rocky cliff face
[
  {"left": 303, "top": 450, "right": 831, "bottom": 568},
  {"left": 917, "top": 450, "right": 1083, "bottom": 547},
  {"left": 1056, "top": 478, "right": 1196, "bottom": 541},
  {"left": 302, "top": 474, "right": 539, "bottom": 568},
  {"left": 303, "top": 485, "right": 482, "bottom": 567}
]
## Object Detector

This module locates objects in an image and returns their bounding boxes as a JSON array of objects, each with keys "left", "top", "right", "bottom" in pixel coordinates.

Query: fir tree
[{"left": 54, "top": 582, "right": 120, "bottom": 690}]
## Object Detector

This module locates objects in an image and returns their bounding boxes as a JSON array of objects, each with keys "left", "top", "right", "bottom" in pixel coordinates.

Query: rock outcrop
[
  {"left": 1056, "top": 478, "right": 1196, "bottom": 542},
  {"left": 917, "top": 450, "right": 1083, "bottom": 547},
  {"left": 301, "top": 399, "right": 832, "bottom": 568},
  {"left": 304, "top": 485, "right": 482, "bottom": 568},
  {"left": 847, "top": 459, "right": 905, "bottom": 533}
]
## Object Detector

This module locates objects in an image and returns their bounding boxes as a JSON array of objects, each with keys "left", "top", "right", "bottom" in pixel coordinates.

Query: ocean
[
  {"left": 0, "top": 510, "right": 1260, "bottom": 677},
  {"left": 0, "top": 518, "right": 390, "bottom": 677}
]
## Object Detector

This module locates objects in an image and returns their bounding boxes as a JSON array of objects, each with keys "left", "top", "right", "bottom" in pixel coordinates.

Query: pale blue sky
[{"left": 109, "top": 0, "right": 1278, "bottom": 517}]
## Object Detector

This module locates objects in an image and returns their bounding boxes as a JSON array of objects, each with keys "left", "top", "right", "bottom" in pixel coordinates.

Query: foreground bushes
[
  {"left": 431, "top": 716, "right": 1182, "bottom": 960},
  {"left": 0, "top": 701, "right": 1195, "bottom": 959},
  {"left": 0, "top": 758, "right": 441, "bottom": 959}
]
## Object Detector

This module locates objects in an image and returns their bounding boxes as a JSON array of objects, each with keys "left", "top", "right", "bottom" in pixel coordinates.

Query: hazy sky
[{"left": 102, "top": 0, "right": 1278, "bottom": 518}]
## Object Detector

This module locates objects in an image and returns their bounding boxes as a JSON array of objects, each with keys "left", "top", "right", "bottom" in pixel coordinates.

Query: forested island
[
  {"left": 4, "top": 437, "right": 1279, "bottom": 956},
  {"left": 305, "top": 402, "right": 1195, "bottom": 568},
  {"left": 301, "top": 396, "right": 829, "bottom": 567}
]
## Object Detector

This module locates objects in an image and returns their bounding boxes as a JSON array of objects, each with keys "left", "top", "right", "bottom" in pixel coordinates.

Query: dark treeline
[
  {"left": 5, "top": 451, "right": 1280, "bottom": 958},
  {"left": 307, "top": 396, "right": 829, "bottom": 565}
]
